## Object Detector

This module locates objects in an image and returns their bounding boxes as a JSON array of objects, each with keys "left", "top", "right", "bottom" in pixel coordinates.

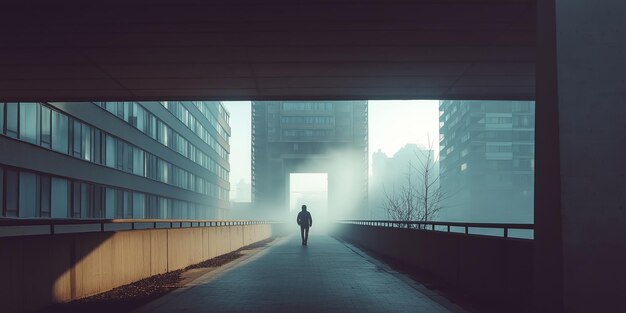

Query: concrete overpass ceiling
[{"left": 1, "top": 0, "right": 536, "bottom": 101}]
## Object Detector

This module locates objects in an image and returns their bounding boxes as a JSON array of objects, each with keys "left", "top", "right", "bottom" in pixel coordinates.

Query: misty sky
[{"left": 223, "top": 100, "right": 440, "bottom": 199}]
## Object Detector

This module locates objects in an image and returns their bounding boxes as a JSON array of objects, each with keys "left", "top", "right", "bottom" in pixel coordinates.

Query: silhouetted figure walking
[{"left": 297, "top": 205, "right": 313, "bottom": 245}]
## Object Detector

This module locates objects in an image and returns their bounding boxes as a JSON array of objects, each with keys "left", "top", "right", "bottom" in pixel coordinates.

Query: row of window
[
  {"left": 95, "top": 102, "right": 229, "bottom": 181},
  {"left": 452, "top": 157, "right": 535, "bottom": 175},
  {"left": 445, "top": 142, "right": 534, "bottom": 157},
  {"left": 282, "top": 129, "right": 335, "bottom": 138},
  {"left": 486, "top": 144, "right": 513, "bottom": 153},
  {"left": 218, "top": 103, "right": 230, "bottom": 123},
  {"left": 281, "top": 102, "right": 335, "bottom": 111},
  {"left": 487, "top": 158, "right": 535, "bottom": 171},
  {"left": 160, "top": 102, "right": 229, "bottom": 160},
  {"left": 189, "top": 101, "right": 229, "bottom": 142},
  {"left": 483, "top": 117, "right": 513, "bottom": 125},
  {"left": 440, "top": 101, "right": 535, "bottom": 124},
  {"left": 0, "top": 103, "right": 229, "bottom": 201},
  {"left": 280, "top": 116, "right": 334, "bottom": 124},
  {"left": 0, "top": 166, "right": 220, "bottom": 219}
]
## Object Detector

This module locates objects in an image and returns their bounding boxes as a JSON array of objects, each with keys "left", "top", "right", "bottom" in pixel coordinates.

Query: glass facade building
[
  {"left": 439, "top": 100, "right": 534, "bottom": 223},
  {"left": 0, "top": 101, "right": 230, "bottom": 219}
]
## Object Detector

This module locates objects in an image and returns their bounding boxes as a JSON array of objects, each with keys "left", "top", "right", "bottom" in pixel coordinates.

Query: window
[
  {"left": 19, "top": 103, "right": 39, "bottom": 144},
  {"left": 133, "top": 148, "right": 144, "bottom": 176},
  {"left": 282, "top": 102, "right": 334, "bottom": 111},
  {"left": 105, "top": 102, "right": 116, "bottom": 114},
  {"left": 280, "top": 116, "right": 334, "bottom": 124},
  {"left": 40, "top": 175, "right": 51, "bottom": 217},
  {"left": 51, "top": 177, "right": 69, "bottom": 218},
  {"left": 512, "top": 102, "right": 531, "bottom": 112},
  {"left": 116, "top": 190, "right": 124, "bottom": 218},
  {"left": 149, "top": 115, "right": 157, "bottom": 139},
  {"left": 513, "top": 131, "right": 534, "bottom": 141},
  {"left": 19, "top": 171, "right": 38, "bottom": 217},
  {"left": 135, "top": 103, "right": 146, "bottom": 132},
  {"left": 486, "top": 144, "right": 513, "bottom": 153},
  {"left": 146, "top": 195, "right": 157, "bottom": 218},
  {"left": 158, "top": 159, "right": 170, "bottom": 183},
  {"left": 72, "top": 182, "right": 81, "bottom": 218},
  {"left": 116, "top": 140, "right": 124, "bottom": 169},
  {"left": 80, "top": 183, "right": 91, "bottom": 218},
  {"left": 514, "top": 115, "right": 534, "bottom": 128},
  {"left": 124, "top": 191, "right": 132, "bottom": 218},
  {"left": 133, "top": 192, "right": 146, "bottom": 218},
  {"left": 82, "top": 124, "right": 92, "bottom": 161},
  {"left": 485, "top": 117, "right": 513, "bottom": 124},
  {"left": 105, "top": 188, "right": 116, "bottom": 218},
  {"left": 0, "top": 168, "right": 4, "bottom": 216},
  {"left": 40, "top": 106, "right": 51, "bottom": 148},
  {"left": 0, "top": 103, "right": 4, "bottom": 134},
  {"left": 6, "top": 103, "right": 18, "bottom": 138},
  {"left": 73, "top": 121, "right": 82, "bottom": 158},
  {"left": 116, "top": 102, "right": 124, "bottom": 118},
  {"left": 4, "top": 169, "right": 18, "bottom": 217},
  {"left": 105, "top": 135, "right": 116, "bottom": 168},
  {"left": 159, "top": 198, "right": 169, "bottom": 219},
  {"left": 158, "top": 120, "right": 169, "bottom": 146},
  {"left": 93, "top": 129, "right": 102, "bottom": 164},
  {"left": 93, "top": 186, "right": 103, "bottom": 218},
  {"left": 52, "top": 110, "right": 69, "bottom": 153},
  {"left": 487, "top": 160, "right": 512, "bottom": 170}
]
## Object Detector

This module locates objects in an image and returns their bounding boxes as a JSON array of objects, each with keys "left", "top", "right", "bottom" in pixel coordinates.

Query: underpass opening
[{"left": 289, "top": 173, "right": 328, "bottom": 232}]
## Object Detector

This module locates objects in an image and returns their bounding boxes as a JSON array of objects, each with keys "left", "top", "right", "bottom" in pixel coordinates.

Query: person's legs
[
  {"left": 300, "top": 226, "right": 305, "bottom": 245},
  {"left": 304, "top": 227, "right": 309, "bottom": 245}
]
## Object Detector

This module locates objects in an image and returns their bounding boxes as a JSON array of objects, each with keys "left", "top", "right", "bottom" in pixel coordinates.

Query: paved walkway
[{"left": 138, "top": 234, "right": 452, "bottom": 313}]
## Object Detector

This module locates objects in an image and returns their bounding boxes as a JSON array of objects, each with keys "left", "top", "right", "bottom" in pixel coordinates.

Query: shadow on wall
[
  {"left": 333, "top": 223, "right": 533, "bottom": 312},
  {"left": 0, "top": 224, "right": 277, "bottom": 313}
]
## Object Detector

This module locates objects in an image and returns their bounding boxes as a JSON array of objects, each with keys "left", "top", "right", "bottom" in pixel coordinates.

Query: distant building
[
  {"left": 369, "top": 144, "right": 436, "bottom": 219},
  {"left": 252, "top": 101, "right": 368, "bottom": 219},
  {"left": 234, "top": 179, "right": 252, "bottom": 203},
  {"left": 0, "top": 102, "right": 230, "bottom": 219},
  {"left": 438, "top": 100, "right": 535, "bottom": 223}
]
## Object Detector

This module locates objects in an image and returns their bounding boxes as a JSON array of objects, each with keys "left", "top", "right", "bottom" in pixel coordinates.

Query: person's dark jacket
[{"left": 297, "top": 211, "right": 313, "bottom": 228}]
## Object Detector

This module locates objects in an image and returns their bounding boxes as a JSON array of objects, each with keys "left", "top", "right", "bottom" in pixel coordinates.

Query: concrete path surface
[{"left": 137, "top": 234, "right": 454, "bottom": 313}]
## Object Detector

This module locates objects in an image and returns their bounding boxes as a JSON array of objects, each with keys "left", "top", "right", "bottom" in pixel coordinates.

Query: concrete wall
[
  {"left": 0, "top": 224, "right": 275, "bottom": 313},
  {"left": 555, "top": 2, "right": 626, "bottom": 313},
  {"left": 534, "top": 2, "right": 626, "bottom": 312},
  {"left": 334, "top": 224, "right": 533, "bottom": 311}
]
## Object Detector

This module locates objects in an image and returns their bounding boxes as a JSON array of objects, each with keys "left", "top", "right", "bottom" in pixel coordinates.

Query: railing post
[{"left": 504, "top": 227, "right": 509, "bottom": 238}]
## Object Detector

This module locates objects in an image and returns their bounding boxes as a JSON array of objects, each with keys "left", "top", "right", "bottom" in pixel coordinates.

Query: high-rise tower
[
  {"left": 439, "top": 100, "right": 534, "bottom": 223},
  {"left": 251, "top": 101, "right": 368, "bottom": 219}
]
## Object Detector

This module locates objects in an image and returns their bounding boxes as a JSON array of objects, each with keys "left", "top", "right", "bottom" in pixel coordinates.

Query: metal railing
[
  {"left": 338, "top": 220, "right": 534, "bottom": 239},
  {"left": 0, "top": 218, "right": 276, "bottom": 238}
]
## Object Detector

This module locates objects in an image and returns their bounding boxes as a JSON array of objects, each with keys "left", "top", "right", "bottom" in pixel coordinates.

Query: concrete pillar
[{"left": 535, "top": 1, "right": 626, "bottom": 312}]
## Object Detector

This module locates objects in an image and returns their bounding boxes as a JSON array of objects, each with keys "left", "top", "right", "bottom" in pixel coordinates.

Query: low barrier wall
[
  {"left": 334, "top": 223, "right": 533, "bottom": 311},
  {"left": 0, "top": 222, "right": 278, "bottom": 313}
]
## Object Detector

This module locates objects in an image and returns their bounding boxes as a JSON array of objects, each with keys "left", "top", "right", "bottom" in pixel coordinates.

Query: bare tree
[
  {"left": 381, "top": 137, "right": 448, "bottom": 227},
  {"left": 382, "top": 163, "right": 419, "bottom": 225}
]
